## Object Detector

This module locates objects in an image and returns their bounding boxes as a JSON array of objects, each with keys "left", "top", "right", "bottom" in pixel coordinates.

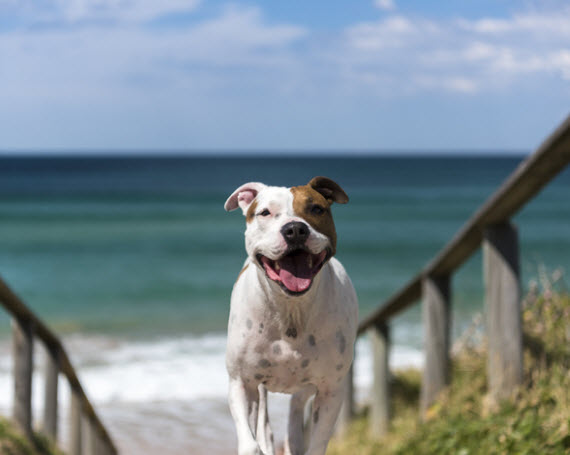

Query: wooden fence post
[
  {"left": 84, "top": 418, "right": 97, "bottom": 455},
  {"left": 336, "top": 363, "right": 354, "bottom": 437},
  {"left": 420, "top": 275, "right": 451, "bottom": 416},
  {"left": 12, "top": 317, "right": 34, "bottom": 439},
  {"left": 369, "top": 322, "right": 390, "bottom": 438},
  {"left": 70, "top": 390, "right": 83, "bottom": 455},
  {"left": 483, "top": 222, "right": 522, "bottom": 405},
  {"left": 43, "top": 347, "right": 59, "bottom": 440}
]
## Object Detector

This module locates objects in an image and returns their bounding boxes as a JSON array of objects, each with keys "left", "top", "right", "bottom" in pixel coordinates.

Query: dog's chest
[{"left": 236, "top": 323, "right": 351, "bottom": 394}]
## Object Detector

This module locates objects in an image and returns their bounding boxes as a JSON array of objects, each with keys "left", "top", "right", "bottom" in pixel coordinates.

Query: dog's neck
[{"left": 254, "top": 261, "right": 327, "bottom": 335}]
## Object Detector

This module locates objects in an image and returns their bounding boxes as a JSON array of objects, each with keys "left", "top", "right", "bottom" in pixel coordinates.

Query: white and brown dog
[{"left": 224, "top": 177, "right": 358, "bottom": 455}]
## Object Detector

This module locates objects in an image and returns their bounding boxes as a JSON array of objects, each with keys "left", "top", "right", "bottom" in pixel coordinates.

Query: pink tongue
[{"left": 278, "top": 253, "right": 312, "bottom": 293}]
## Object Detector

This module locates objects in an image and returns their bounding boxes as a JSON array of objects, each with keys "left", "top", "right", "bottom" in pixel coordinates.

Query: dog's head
[{"left": 225, "top": 177, "right": 348, "bottom": 295}]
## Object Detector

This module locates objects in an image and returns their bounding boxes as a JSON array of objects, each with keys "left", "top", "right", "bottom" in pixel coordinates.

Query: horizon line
[{"left": 0, "top": 148, "right": 530, "bottom": 158}]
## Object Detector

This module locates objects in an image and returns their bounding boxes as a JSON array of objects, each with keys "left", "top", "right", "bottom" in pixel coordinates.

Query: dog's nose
[{"left": 281, "top": 221, "right": 310, "bottom": 245}]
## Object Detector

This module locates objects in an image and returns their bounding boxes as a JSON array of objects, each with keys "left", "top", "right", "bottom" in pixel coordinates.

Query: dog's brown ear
[
  {"left": 308, "top": 176, "right": 349, "bottom": 204},
  {"left": 224, "top": 182, "right": 266, "bottom": 214}
]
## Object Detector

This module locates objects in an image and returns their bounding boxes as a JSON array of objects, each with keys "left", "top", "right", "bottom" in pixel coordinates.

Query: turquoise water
[{"left": 1, "top": 155, "right": 569, "bottom": 339}]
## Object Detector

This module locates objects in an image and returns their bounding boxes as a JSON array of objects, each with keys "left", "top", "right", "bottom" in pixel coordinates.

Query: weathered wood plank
[
  {"left": 43, "top": 347, "right": 59, "bottom": 440},
  {"left": 12, "top": 318, "right": 33, "bottom": 439},
  {"left": 369, "top": 322, "right": 390, "bottom": 438},
  {"left": 70, "top": 391, "right": 83, "bottom": 455},
  {"left": 420, "top": 275, "right": 451, "bottom": 416},
  {"left": 84, "top": 418, "right": 97, "bottom": 455},
  {"left": 484, "top": 222, "right": 523, "bottom": 404}
]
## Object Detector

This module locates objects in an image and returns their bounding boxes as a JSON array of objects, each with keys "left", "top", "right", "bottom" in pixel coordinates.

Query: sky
[{"left": 1, "top": 0, "right": 569, "bottom": 153}]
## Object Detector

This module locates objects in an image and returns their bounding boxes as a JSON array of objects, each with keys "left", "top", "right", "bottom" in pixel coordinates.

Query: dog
[{"left": 224, "top": 176, "right": 358, "bottom": 455}]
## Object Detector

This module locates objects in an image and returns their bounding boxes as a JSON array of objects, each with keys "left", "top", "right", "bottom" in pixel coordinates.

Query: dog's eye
[
  {"left": 259, "top": 209, "right": 271, "bottom": 217},
  {"left": 310, "top": 204, "right": 325, "bottom": 216}
]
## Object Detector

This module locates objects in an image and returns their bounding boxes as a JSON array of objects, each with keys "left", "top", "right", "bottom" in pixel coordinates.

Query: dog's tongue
[{"left": 278, "top": 252, "right": 312, "bottom": 293}]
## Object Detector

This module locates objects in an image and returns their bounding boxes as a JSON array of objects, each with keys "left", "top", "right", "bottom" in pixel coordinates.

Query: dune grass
[
  {"left": 329, "top": 287, "right": 570, "bottom": 455},
  {"left": 0, "top": 417, "right": 63, "bottom": 455}
]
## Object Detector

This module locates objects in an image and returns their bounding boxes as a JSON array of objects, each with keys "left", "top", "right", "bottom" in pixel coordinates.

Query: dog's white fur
[{"left": 225, "top": 180, "right": 358, "bottom": 455}]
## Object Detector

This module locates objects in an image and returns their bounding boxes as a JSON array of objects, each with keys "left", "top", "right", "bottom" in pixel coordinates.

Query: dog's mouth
[{"left": 257, "top": 248, "right": 330, "bottom": 295}]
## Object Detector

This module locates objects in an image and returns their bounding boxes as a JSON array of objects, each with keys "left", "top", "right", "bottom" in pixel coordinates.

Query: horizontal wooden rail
[
  {"left": 0, "top": 276, "right": 118, "bottom": 455},
  {"left": 358, "top": 114, "right": 570, "bottom": 335}
]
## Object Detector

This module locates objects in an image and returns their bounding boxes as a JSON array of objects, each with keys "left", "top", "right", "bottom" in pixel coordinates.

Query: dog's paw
[{"left": 238, "top": 441, "right": 264, "bottom": 455}]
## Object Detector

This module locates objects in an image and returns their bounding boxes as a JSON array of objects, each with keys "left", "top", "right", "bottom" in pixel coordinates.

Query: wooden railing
[
  {"left": 339, "top": 114, "right": 570, "bottom": 437},
  {"left": 0, "top": 277, "right": 118, "bottom": 455}
]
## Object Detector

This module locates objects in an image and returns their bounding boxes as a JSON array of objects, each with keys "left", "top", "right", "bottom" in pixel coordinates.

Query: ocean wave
[{"left": 0, "top": 331, "right": 423, "bottom": 412}]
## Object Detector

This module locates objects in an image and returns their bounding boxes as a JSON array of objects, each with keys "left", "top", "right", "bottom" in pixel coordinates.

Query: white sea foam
[{"left": 0, "top": 332, "right": 422, "bottom": 407}]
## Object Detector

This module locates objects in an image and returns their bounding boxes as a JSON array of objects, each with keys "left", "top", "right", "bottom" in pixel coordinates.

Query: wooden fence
[
  {"left": 339, "top": 114, "right": 570, "bottom": 437},
  {"left": 0, "top": 277, "right": 118, "bottom": 455}
]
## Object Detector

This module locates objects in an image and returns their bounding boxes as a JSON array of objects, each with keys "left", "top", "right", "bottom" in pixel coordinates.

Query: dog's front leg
[
  {"left": 284, "top": 387, "right": 314, "bottom": 455},
  {"left": 229, "top": 377, "right": 263, "bottom": 455},
  {"left": 304, "top": 385, "right": 345, "bottom": 455},
  {"left": 256, "top": 384, "right": 274, "bottom": 455}
]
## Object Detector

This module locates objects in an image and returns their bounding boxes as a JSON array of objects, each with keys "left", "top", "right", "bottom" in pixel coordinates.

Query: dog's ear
[
  {"left": 224, "top": 182, "right": 266, "bottom": 214},
  {"left": 308, "top": 176, "right": 349, "bottom": 205}
]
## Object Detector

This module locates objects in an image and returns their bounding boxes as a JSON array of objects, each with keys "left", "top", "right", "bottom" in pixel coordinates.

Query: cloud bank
[{"left": 0, "top": 1, "right": 568, "bottom": 149}]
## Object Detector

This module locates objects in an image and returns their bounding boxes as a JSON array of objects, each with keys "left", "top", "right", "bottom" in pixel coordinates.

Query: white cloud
[
  {"left": 0, "top": 5, "right": 307, "bottom": 106},
  {"left": 345, "top": 16, "right": 436, "bottom": 51},
  {"left": 4, "top": 0, "right": 202, "bottom": 24},
  {"left": 340, "top": 8, "right": 570, "bottom": 95},
  {"left": 374, "top": 0, "right": 396, "bottom": 12},
  {"left": 1, "top": 1, "right": 569, "bottom": 149},
  {"left": 458, "top": 10, "right": 570, "bottom": 38}
]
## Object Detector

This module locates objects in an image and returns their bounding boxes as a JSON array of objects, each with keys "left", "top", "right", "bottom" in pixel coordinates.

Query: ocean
[{"left": 0, "top": 155, "right": 569, "bottom": 453}]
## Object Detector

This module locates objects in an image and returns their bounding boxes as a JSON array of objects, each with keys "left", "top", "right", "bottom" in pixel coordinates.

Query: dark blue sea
[{"left": 0, "top": 155, "right": 569, "bottom": 453}]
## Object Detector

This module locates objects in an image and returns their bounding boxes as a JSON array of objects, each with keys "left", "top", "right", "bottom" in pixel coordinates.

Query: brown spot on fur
[
  {"left": 291, "top": 184, "right": 338, "bottom": 254},
  {"left": 246, "top": 199, "right": 258, "bottom": 223}
]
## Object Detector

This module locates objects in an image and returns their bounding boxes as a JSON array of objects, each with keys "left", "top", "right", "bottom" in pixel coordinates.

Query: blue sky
[{"left": 1, "top": 0, "right": 569, "bottom": 152}]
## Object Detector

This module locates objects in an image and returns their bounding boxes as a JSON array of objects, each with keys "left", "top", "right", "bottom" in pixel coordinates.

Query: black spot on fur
[
  {"left": 335, "top": 330, "right": 346, "bottom": 354},
  {"left": 308, "top": 335, "right": 316, "bottom": 346},
  {"left": 258, "top": 359, "right": 271, "bottom": 368},
  {"left": 246, "top": 319, "right": 253, "bottom": 330},
  {"left": 286, "top": 327, "right": 297, "bottom": 338},
  {"left": 301, "top": 359, "right": 310, "bottom": 368}
]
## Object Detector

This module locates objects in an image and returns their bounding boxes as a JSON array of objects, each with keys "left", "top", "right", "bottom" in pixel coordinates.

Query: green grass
[
  {"left": 330, "top": 290, "right": 570, "bottom": 455},
  {"left": 0, "top": 417, "right": 65, "bottom": 455}
]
